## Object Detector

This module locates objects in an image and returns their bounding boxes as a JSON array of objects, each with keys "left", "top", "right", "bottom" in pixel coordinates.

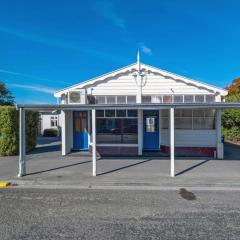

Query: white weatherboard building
[
  {"left": 39, "top": 112, "right": 61, "bottom": 135},
  {"left": 53, "top": 54, "right": 228, "bottom": 172}
]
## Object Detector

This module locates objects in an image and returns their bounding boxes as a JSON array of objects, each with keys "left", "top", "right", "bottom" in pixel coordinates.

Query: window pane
[
  {"left": 96, "top": 110, "right": 104, "bottom": 118},
  {"left": 142, "top": 96, "right": 151, "bottom": 103},
  {"left": 151, "top": 96, "right": 162, "bottom": 103},
  {"left": 182, "top": 110, "right": 192, "bottom": 117},
  {"left": 174, "top": 95, "right": 183, "bottom": 103},
  {"left": 127, "top": 96, "right": 136, "bottom": 104},
  {"left": 175, "top": 109, "right": 182, "bottom": 117},
  {"left": 117, "top": 96, "right": 126, "bottom": 104},
  {"left": 116, "top": 110, "right": 126, "bottom": 117},
  {"left": 205, "top": 109, "right": 215, "bottom": 117},
  {"left": 106, "top": 96, "right": 116, "bottom": 104},
  {"left": 184, "top": 95, "right": 194, "bottom": 103},
  {"left": 206, "top": 95, "right": 215, "bottom": 103},
  {"left": 175, "top": 117, "right": 192, "bottom": 129},
  {"left": 195, "top": 95, "right": 205, "bottom": 103},
  {"left": 96, "top": 118, "right": 138, "bottom": 144},
  {"left": 96, "top": 119, "right": 122, "bottom": 143},
  {"left": 105, "top": 110, "right": 115, "bottom": 117},
  {"left": 87, "top": 95, "right": 95, "bottom": 104},
  {"left": 161, "top": 109, "right": 169, "bottom": 117},
  {"left": 127, "top": 110, "right": 137, "bottom": 117},
  {"left": 122, "top": 119, "right": 138, "bottom": 143},
  {"left": 95, "top": 96, "right": 105, "bottom": 104},
  {"left": 163, "top": 95, "right": 172, "bottom": 103},
  {"left": 146, "top": 117, "right": 156, "bottom": 132},
  {"left": 175, "top": 109, "right": 192, "bottom": 118},
  {"left": 193, "top": 117, "right": 215, "bottom": 129},
  {"left": 193, "top": 110, "right": 205, "bottom": 117}
]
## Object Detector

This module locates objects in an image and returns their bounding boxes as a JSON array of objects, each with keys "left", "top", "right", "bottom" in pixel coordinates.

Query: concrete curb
[{"left": 4, "top": 183, "right": 240, "bottom": 191}]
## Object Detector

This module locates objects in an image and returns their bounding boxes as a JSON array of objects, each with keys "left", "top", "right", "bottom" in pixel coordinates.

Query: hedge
[
  {"left": 0, "top": 106, "right": 39, "bottom": 156},
  {"left": 222, "top": 107, "right": 240, "bottom": 142},
  {"left": 43, "top": 128, "right": 58, "bottom": 137}
]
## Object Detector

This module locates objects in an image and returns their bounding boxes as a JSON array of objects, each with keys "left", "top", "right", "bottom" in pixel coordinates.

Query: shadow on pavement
[
  {"left": 37, "top": 136, "right": 61, "bottom": 145},
  {"left": 97, "top": 159, "right": 152, "bottom": 176},
  {"left": 175, "top": 159, "right": 210, "bottom": 176},
  {"left": 28, "top": 144, "right": 61, "bottom": 155},
  {"left": 223, "top": 142, "right": 240, "bottom": 160},
  {"left": 26, "top": 160, "right": 91, "bottom": 176}
]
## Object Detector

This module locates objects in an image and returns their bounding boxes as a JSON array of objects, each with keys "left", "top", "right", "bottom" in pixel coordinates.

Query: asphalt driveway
[{"left": 0, "top": 137, "right": 240, "bottom": 189}]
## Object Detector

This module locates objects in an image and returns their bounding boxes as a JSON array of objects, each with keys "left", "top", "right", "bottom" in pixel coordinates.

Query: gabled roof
[{"left": 54, "top": 62, "right": 228, "bottom": 97}]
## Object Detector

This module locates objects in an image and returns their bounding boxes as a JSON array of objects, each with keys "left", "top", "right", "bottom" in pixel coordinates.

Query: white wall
[
  {"left": 161, "top": 129, "right": 216, "bottom": 147},
  {"left": 40, "top": 114, "right": 60, "bottom": 135},
  {"left": 61, "top": 111, "right": 73, "bottom": 155}
]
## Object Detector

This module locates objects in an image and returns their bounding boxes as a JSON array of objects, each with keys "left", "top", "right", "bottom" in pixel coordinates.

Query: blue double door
[
  {"left": 143, "top": 110, "right": 160, "bottom": 151},
  {"left": 73, "top": 111, "right": 89, "bottom": 150}
]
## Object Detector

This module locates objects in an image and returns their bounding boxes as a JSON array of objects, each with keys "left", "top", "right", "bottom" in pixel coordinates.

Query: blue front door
[
  {"left": 73, "top": 111, "right": 89, "bottom": 150},
  {"left": 143, "top": 110, "right": 159, "bottom": 150}
]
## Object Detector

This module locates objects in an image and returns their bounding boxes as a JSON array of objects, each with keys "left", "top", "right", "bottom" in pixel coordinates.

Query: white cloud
[
  {"left": 0, "top": 69, "right": 70, "bottom": 85},
  {"left": 7, "top": 83, "right": 55, "bottom": 94},
  {"left": 139, "top": 43, "right": 153, "bottom": 55},
  {"left": 93, "top": 1, "right": 126, "bottom": 29}
]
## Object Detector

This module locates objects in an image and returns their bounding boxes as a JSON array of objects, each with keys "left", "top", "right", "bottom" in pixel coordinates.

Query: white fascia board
[
  {"left": 141, "top": 63, "right": 228, "bottom": 96},
  {"left": 54, "top": 63, "right": 137, "bottom": 98}
]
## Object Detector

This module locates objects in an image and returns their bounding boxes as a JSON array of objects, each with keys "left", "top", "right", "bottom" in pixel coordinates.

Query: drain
[{"left": 179, "top": 188, "right": 196, "bottom": 201}]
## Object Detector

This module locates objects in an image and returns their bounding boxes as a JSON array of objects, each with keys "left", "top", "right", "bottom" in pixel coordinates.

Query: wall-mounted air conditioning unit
[{"left": 68, "top": 89, "right": 86, "bottom": 104}]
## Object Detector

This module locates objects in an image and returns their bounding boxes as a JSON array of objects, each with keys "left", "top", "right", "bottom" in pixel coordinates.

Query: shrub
[
  {"left": 43, "top": 128, "right": 58, "bottom": 137},
  {"left": 222, "top": 126, "right": 240, "bottom": 142},
  {"left": 0, "top": 106, "right": 39, "bottom": 156},
  {"left": 0, "top": 106, "right": 18, "bottom": 156}
]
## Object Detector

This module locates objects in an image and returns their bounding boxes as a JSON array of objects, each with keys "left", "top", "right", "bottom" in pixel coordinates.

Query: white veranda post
[
  {"left": 216, "top": 109, "right": 223, "bottom": 159},
  {"left": 170, "top": 108, "right": 175, "bottom": 177},
  {"left": 92, "top": 109, "right": 97, "bottom": 176},
  {"left": 18, "top": 107, "right": 26, "bottom": 177}
]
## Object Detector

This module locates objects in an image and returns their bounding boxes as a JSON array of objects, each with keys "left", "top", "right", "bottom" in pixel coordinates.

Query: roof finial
[{"left": 137, "top": 50, "right": 141, "bottom": 71}]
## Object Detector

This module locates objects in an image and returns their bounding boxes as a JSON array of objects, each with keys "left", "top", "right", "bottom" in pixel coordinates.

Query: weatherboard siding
[
  {"left": 89, "top": 74, "right": 214, "bottom": 96},
  {"left": 161, "top": 129, "right": 216, "bottom": 147}
]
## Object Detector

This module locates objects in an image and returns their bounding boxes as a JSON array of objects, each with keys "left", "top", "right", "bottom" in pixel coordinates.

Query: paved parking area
[{"left": 0, "top": 138, "right": 240, "bottom": 189}]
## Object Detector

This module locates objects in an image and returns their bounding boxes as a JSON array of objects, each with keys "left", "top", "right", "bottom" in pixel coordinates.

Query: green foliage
[
  {"left": 0, "top": 106, "right": 18, "bottom": 155},
  {"left": 0, "top": 82, "right": 14, "bottom": 106},
  {"left": 0, "top": 106, "right": 39, "bottom": 156},
  {"left": 222, "top": 127, "right": 240, "bottom": 142},
  {"left": 43, "top": 128, "right": 58, "bottom": 137},
  {"left": 222, "top": 80, "right": 240, "bottom": 141}
]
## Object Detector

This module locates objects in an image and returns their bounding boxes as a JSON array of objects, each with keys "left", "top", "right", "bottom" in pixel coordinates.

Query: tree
[
  {"left": 222, "top": 78, "right": 240, "bottom": 142},
  {"left": 0, "top": 82, "right": 14, "bottom": 106}
]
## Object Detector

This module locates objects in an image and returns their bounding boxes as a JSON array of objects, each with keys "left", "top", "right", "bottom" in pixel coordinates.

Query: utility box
[{"left": 68, "top": 89, "right": 87, "bottom": 104}]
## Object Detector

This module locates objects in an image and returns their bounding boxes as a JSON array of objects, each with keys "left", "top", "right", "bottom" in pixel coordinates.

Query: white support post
[
  {"left": 92, "top": 109, "right": 97, "bottom": 176},
  {"left": 137, "top": 86, "right": 142, "bottom": 104},
  {"left": 216, "top": 109, "right": 223, "bottom": 159},
  {"left": 87, "top": 110, "right": 91, "bottom": 146},
  {"left": 170, "top": 108, "right": 175, "bottom": 177},
  {"left": 61, "top": 110, "right": 67, "bottom": 156},
  {"left": 138, "top": 109, "right": 143, "bottom": 155},
  {"left": 18, "top": 107, "right": 26, "bottom": 177}
]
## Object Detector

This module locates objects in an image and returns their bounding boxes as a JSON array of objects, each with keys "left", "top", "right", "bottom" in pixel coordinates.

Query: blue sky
[{"left": 0, "top": 0, "right": 240, "bottom": 103}]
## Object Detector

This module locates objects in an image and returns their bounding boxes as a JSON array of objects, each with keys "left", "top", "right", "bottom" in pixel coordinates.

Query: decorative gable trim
[{"left": 54, "top": 62, "right": 228, "bottom": 97}]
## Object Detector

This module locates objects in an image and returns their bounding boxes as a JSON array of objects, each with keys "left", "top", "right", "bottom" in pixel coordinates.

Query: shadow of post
[
  {"left": 26, "top": 160, "right": 91, "bottom": 176},
  {"left": 97, "top": 159, "right": 152, "bottom": 176},
  {"left": 175, "top": 159, "right": 210, "bottom": 176}
]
